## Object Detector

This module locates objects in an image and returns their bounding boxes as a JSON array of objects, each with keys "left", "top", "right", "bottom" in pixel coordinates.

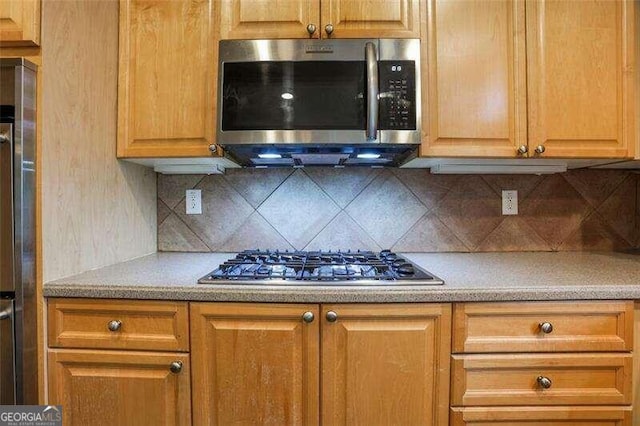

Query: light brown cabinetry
[
  {"left": 191, "top": 302, "right": 451, "bottom": 425},
  {"left": 48, "top": 350, "right": 191, "bottom": 426},
  {"left": 0, "top": 0, "right": 40, "bottom": 46},
  {"left": 526, "top": 0, "right": 635, "bottom": 158},
  {"left": 421, "top": 0, "right": 526, "bottom": 157},
  {"left": 190, "top": 303, "right": 320, "bottom": 425},
  {"left": 47, "top": 299, "right": 191, "bottom": 426},
  {"left": 321, "top": 304, "right": 450, "bottom": 425},
  {"left": 451, "top": 301, "right": 635, "bottom": 426},
  {"left": 117, "top": 0, "right": 216, "bottom": 158},
  {"left": 218, "top": 0, "right": 420, "bottom": 39},
  {"left": 421, "top": 0, "right": 635, "bottom": 159},
  {"left": 451, "top": 406, "right": 633, "bottom": 426}
]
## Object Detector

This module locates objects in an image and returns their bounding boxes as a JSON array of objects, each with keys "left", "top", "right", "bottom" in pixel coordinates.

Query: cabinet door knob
[
  {"left": 326, "top": 311, "right": 338, "bottom": 322},
  {"left": 0, "top": 133, "right": 9, "bottom": 144},
  {"left": 517, "top": 145, "right": 528, "bottom": 155},
  {"left": 209, "top": 144, "right": 218, "bottom": 153},
  {"left": 534, "top": 145, "right": 546, "bottom": 154},
  {"left": 170, "top": 361, "right": 183, "bottom": 374},
  {"left": 302, "top": 311, "right": 315, "bottom": 323},
  {"left": 107, "top": 320, "right": 122, "bottom": 332},
  {"left": 324, "top": 24, "right": 334, "bottom": 36},
  {"left": 539, "top": 322, "right": 553, "bottom": 334},
  {"left": 537, "top": 376, "right": 552, "bottom": 389},
  {"left": 306, "top": 23, "right": 317, "bottom": 36}
]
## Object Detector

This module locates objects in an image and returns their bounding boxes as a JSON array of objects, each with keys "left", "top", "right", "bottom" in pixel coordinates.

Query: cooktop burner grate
[{"left": 199, "top": 250, "right": 443, "bottom": 285}]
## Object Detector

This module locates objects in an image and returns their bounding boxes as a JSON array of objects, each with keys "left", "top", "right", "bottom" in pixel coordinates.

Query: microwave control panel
[{"left": 378, "top": 61, "right": 416, "bottom": 130}]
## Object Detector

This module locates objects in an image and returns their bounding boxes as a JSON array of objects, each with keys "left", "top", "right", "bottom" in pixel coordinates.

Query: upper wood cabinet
[
  {"left": 217, "top": 0, "right": 421, "bottom": 39},
  {"left": 117, "top": 0, "right": 216, "bottom": 158},
  {"left": 526, "top": 0, "right": 635, "bottom": 158},
  {"left": 421, "top": 0, "right": 526, "bottom": 157},
  {"left": 421, "top": 0, "right": 635, "bottom": 159},
  {"left": 321, "top": 0, "right": 421, "bottom": 38},
  {"left": 217, "top": 0, "right": 321, "bottom": 39},
  {"left": 0, "top": 0, "right": 40, "bottom": 46}
]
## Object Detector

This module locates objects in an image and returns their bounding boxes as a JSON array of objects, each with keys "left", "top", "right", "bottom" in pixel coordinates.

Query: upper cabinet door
[
  {"left": 526, "top": 0, "right": 635, "bottom": 158},
  {"left": 0, "top": 0, "right": 40, "bottom": 46},
  {"left": 321, "top": 0, "right": 421, "bottom": 38},
  {"left": 117, "top": 0, "right": 216, "bottom": 158},
  {"left": 218, "top": 0, "right": 321, "bottom": 39},
  {"left": 421, "top": 0, "right": 527, "bottom": 157}
]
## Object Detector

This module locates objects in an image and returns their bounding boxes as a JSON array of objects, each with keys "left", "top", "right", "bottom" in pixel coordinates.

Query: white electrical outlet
[
  {"left": 186, "top": 189, "right": 202, "bottom": 215},
  {"left": 502, "top": 190, "right": 518, "bottom": 215}
]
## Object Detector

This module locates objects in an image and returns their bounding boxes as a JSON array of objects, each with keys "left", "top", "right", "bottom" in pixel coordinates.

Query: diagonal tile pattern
[
  {"left": 345, "top": 170, "right": 427, "bottom": 249},
  {"left": 304, "top": 167, "right": 380, "bottom": 208},
  {"left": 257, "top": 170, "right": 340, "bottom": 249},
  {"left": 433, "top": 176, "right": 503, "bottom": 249},
  {"left": 157, "top": 168, "right": 640, "bottom": 253},
  {"left": 157, "top": 174, "right": 204, "bottom": 209},
  {"left": 390, "top": 169, "right": 460, "bottom": 210},
  {"left": 175, "top": 177, "right": 254, "bottom": 251},
  {"left": 392, "top": 212, "right": 468, "bottom": 252},
  {"left": 304, "top": 211, "right": 382, "bottom": 252},
  {"left": 223, "top": 168, "right": 293, "bottom": 208},
  {"left": 520, "top": 175, "right": 591, "bottom": 249}
]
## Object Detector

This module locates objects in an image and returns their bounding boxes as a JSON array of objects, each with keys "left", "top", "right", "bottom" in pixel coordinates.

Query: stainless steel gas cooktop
[{"left": 198, "top": 250, "right": 444, "bottom": 286}]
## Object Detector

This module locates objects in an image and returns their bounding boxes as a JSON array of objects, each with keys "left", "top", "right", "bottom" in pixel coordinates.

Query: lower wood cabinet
[
  {"left": 48, "top": 349, "right": 191, "bottom": 426},
  {"left": 450, "top": 406, "right": 633, "bottom": 426},
  {"left": 451, "top": 301, "right": 635, "bottom": 426},
  {"left": 190, "top": 302, "right": 452, "bottom": 425}
]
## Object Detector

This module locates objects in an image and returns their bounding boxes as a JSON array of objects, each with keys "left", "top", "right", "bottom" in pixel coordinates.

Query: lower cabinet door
[
  {"left": 450, "top": 406, "right": 633, "bottom": 426},
  {"left": 48, "top": 349, "right": 191, "bottom": 426},
  {"left": 321, "top": 303, "right": 451, "bottom": 426},
  {"left": 190, "top": 303, "right": 320, "bottom": 426}
]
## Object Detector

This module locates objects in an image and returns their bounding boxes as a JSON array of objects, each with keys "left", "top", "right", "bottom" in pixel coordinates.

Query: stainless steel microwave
[{"left": 216, "top": 39, "right": 421, "bottom": 167}]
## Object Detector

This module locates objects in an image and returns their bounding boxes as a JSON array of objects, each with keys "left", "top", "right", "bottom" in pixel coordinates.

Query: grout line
[{"left": 250, "top": 168, "right": 296, "bottom": 210}]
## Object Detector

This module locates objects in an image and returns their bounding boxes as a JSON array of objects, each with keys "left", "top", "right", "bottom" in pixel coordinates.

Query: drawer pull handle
[
  {"left": 537, "top": 376, "right": 552, "bottom": 389},
  {"left": 326, "top": 311, "right": 338, "bottom": 322},
  {"left": 539, "top": 322, "right": 553, "bottom": 334},
  {"left": 302, "top": 311, "right": 315, "bottom": 323},
  {"left": 107, "top": 320, "right": 122, "bottom": 332},
  {"left": 170, "top": 361, "right": 183, "bottom": 374}
]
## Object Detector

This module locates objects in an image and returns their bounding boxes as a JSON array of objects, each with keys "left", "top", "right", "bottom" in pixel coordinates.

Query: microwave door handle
[{"left": 365, "top": 42, "right": 379, "bottom": 141}]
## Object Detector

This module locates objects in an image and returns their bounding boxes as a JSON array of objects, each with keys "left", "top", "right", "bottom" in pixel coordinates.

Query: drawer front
[
  {"left": 451, "top": 353, "right": 632, "bottom": 406},
  {"left": 453, "top": 301, "right": 633, "bottom": 353},
  {"left": 48, "top": 298, "right": 189, "bottom": 351},
  {"left": 450, "top": 406, "right": 632, "bottom": 426}
]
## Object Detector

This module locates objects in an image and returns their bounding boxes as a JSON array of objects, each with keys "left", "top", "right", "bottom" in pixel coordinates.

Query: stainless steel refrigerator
[{"left": 0, "top": 58, "right": 37, "bottom": 405}]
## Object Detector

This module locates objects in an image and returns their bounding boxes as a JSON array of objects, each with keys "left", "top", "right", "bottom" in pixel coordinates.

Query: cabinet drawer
[
  {"left": 453, "top": 301, "right": 633, "bottom": 353},
  {"left": 48, "top": 298, "right": 189, "bottom": 351},
  {"left": 451, "top": 353, "right": 632, "bottom": 406},
  {"left": 450, "top": 406, "right": 632, "bottom": 426}
]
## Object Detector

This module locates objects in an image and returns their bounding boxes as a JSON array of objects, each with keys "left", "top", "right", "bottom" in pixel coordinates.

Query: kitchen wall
[
  {"left": 158, "top": 168, "right": 639, "bottom": 253},
  {"left": 42, "top": 0, "right": 157, "bottom": 282}
]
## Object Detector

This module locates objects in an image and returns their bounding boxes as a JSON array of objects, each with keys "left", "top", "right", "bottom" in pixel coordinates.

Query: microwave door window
[{"left": 222, "top": 61, "right": 366, "bottom": 131}]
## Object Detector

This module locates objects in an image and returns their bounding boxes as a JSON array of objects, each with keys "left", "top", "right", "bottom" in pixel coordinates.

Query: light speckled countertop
[{"left": 43, "top": 251, "right": 640, "bottom": 302}]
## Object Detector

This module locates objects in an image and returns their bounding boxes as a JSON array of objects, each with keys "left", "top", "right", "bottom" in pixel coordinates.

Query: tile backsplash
[{"left": 158, "top": 168, "right": 639, "bottom": 253}]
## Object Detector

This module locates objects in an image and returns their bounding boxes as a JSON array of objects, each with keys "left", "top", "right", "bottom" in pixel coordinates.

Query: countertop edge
[{"left": 42, "top": 284, "right": 640, "bottom": 303}]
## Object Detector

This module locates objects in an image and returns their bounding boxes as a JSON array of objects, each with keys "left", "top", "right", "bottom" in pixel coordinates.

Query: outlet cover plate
[
  {"left": 502, "top": 190, "right": 518, "bottom": 215},
  {"left": 186, "top": 189, "right": 202, "bottom": 215}
]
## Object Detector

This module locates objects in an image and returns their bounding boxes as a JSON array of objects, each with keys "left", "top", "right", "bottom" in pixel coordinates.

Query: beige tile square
[
  {"left": 392, "top": 212, "right": 468, "bottom": 252},
  {"left": 304, "top": 167, "right": 380, "bottom": 208}
]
